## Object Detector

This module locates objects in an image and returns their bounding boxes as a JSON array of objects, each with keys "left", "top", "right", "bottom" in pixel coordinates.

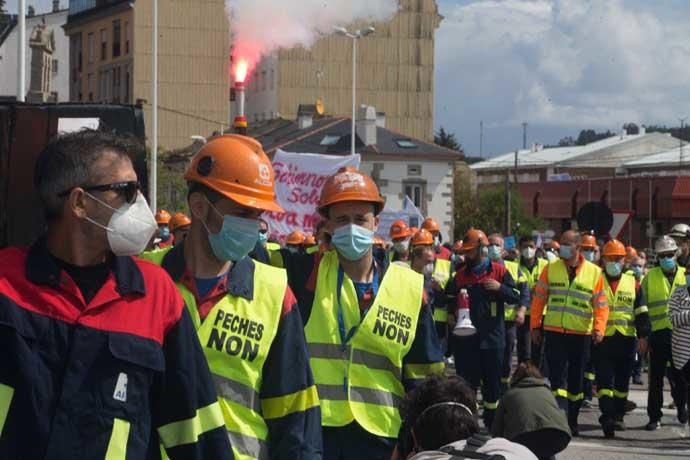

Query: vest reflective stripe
[
  {"left": 0, "top": 383, "right": 13, "bottom": 437},
  {"left": 543, "top": 259, "right": 601, "bottom": 334},
  {"left": 305, "top": 250, "right": 423, "bottom": 437},
  {"left": 144, "top": 248, "right": 285, "bottom": 460},
  {"left": 105, "top": 418, "right": 130, "bottom": 460},
  {"left": 643, "top": 267, "right": 687, "bottom": 332},
  {"left": 603, "top": 274, "right": 636, "bottom": 337},
  {"left": 504, "top": 261, "right": 520, "bottom": 321}
]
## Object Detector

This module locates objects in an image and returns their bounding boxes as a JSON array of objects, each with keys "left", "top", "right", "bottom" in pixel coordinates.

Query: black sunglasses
[{"left": 59, "top": 181, "right": 141, "bottom": 204}]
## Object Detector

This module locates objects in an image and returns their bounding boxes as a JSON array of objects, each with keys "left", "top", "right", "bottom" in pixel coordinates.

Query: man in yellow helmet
[
  {"left": 290, "top": 167, "right": 444, "bottom": 460},
  {"left": 141, "top": 135, "right": 321, "bottom": 459}
]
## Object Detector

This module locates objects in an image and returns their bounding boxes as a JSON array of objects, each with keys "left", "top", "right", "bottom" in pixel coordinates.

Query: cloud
[{"left": 435, "top": 0, "right": 690, "bottom": 153}]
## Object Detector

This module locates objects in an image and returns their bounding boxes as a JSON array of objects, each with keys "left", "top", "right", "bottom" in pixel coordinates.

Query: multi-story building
[
  {"left": 0, "top": 2, "right": 69, "bottom": 101},
  {"left": 238, "top": 0, "right": 442, "bottom": 142},
  {"left": 64, "top": 0, "right": 230, "bottom": 148}
]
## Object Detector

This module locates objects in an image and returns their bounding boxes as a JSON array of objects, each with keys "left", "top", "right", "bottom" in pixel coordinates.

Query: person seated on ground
[
  {"left": 393, "top": 374, "right": 537, "bottom": 460},
  {"left": 491, "top": 362, "right": 571, "bottom": 460}
]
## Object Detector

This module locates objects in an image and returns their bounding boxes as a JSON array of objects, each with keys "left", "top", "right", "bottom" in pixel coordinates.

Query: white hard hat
[
  {"left": 669, "top": 223, "right": 690, "bottom": 238},
  {"left": 655, "top": 235, "right": 679, "bottom": 254}
]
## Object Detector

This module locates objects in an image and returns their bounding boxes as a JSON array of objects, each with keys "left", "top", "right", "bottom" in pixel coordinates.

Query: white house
[
  {"left": 251, "top": 105, "right": 464, "bottom": 242},
  {"left": 0, "top": 2, "right": 69, "bottom": 101}
]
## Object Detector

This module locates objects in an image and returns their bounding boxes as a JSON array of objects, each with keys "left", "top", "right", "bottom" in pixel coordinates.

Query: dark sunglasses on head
[{"left": 59, "top": 181, "right": 141, "bottom": 204}]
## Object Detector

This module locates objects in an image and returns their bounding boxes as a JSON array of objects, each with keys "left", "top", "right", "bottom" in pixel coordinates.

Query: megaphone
[
  {"left": 453, "top": 308, "right": 476, "bottom": 337},
  {"left": 453, "top": 288, "right": 476, "bottom": 337}
]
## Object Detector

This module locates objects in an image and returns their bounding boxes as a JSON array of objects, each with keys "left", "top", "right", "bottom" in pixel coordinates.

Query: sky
[
  {"left": 6, "top": 1, "right": 690, "bottom": 158},
  {"left": 435, "top": 0, "right": 690, "bottom": 156}
]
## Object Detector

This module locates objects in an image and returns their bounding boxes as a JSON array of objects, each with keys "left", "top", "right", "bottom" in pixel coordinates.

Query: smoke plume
[{"left": 226, "top": 0, "right": 399, "bottom": 81}]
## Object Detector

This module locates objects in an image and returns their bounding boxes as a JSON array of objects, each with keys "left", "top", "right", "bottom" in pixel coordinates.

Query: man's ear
[
  {"left": 373, "top": 214, "right": 380, "bottom": 233},
  {"left": 188, "top": 192, "right": 208, "bottom": 221},
  {"left": 69, "top": 188, "right": 89, "bottom": 219}
]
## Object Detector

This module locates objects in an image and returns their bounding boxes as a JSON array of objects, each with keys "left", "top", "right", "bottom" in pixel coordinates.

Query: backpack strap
[{"left": 438, "top": 434, "right": 505, "bottom": 460}]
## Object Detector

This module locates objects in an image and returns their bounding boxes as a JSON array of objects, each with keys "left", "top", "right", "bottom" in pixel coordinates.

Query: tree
[
  {"left": 435, "top": 126, "right": 461, "bottom": 151},
  {"left": 0, "top": 1, "right": 6, "bottom": 14},
  {"left": 453, "top": 170, "right": 544, "bottom": 241},
  {"left": 645, "top": 124, "right": 690, "bottom": 143},
  {"left": 576, "top": 129, "right": 614, "bottom": 146},
  {"left": 623, "top": 122, "right": 639, "bottom": 135}
]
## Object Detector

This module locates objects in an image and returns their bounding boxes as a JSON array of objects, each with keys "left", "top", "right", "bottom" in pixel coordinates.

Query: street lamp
[{"left": 334, "top": 26, "right": 375, "bottom": 156}]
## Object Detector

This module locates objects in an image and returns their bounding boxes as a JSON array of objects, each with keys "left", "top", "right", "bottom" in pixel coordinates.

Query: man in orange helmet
[
  {"left": 446, "top": 228, "right": 520, "bottom": 429},
  {"left": 389, "top": 219, "right": 412, "bottom": 264},
  {"left": 291, "top": 167, "right": 444, "bottom": 459},
  {"left": 169, "top": 211, "right": 191, "bottom": 247},
  {"left": 530, "top": 230, "right": 609, "bottom": 435},
  {"left": 154, "top": 209, "right": 174, "bottom": 248},
  {"left": 140, "top": 135, "right": 321, "bottom": 459},
  {"left": 595, "top": 239, "right": 651, "bottom": 438},
  {"left": 422, "top": 217, "right": 452, "bottom": 261}
]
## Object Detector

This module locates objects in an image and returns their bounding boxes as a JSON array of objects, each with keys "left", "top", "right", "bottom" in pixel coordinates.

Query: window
[
  {"left": 52, "top": 59, "right": 58, "bottom": 74},
  {"left": 407, "top": 164, "right": 422, "bottom": 176},
  {"left": 270, "top": 69, "right": 274, "bottom": 90},
  {"left": 112, "top": 66, "right": 120, "bottom": 103},
  {"left": 87, "top": 32, "right": 94, "bottom": 63},
  {"left": 124, "top": 21, "right": 130, "bottom": 54},
  {"left": 261, "top": 70, "right": 266, "bottom": 91},
  {"left": 320, "top": 134, "right": 340, "bottom": 146},
  {"left": 87, "top": 73, "right": 94, "bottom": 101},
  {"left": 396, "top": 139, "right": 417, "bottom": 148},
  {"left": 112, "top": 20, "right": 121, "bottom": 58},
  {"left": 124, "top": 65, "right": 130, "bottom": 103},
  {"left": 100, "top": 28, "right": 107, "bottom": 60},
  {"left": 403, "top": 180, "right": 427, "bottom": 214}
]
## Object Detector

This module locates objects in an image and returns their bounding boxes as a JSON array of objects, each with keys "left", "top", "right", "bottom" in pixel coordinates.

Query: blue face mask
[
  {"left": 487, "top": 244, "right": 502, "bottom": 261},
  {"left": 332, "top": 224, "right": 374, "bottom": 261},
  {"left": 258, "top": 231, "right": 268, "bottom": 245},
  {"left": 159, "top": 226, "right": 170, "bottom": 240},
  {"left": 632, "top": 265, "right": 643, "bottom": 278},
  {"left": 582, "top": 250, "right": 595, "bottom": 262},
  {"left": 204, "top": 204, "right": 260, "bottom": 262},
  {"left": 605, "top": 262, "right": 622, "bottom": 277},
  {"left": 559, "top": 245, "right": 573, "bottom": 260},
  {"left": 472, "top": 256, "right": 490, "bottom": 274},
  {"left": 660, "top": 256, "right": 677, "bottom": 272}
]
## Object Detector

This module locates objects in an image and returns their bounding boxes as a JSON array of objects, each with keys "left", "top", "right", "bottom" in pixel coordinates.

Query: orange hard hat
[
  {"left": 318, "top": 167, "right": 385, "bottom": 217},
  {"left": 581, "top": 234, "right": 597, "bottom": 249},
  {"left": 421, "top": 217, "right": 440, "bottom": 234},
  {"left": 453, "top": 240, "right": 464, "bottom": 253},
  {"left": 389, "top": 219, "right": 411, "bottom": 240},
  {"left": 462, "top": 228, "right": 488, "bottom": 251},
  {"left": 625, "top": 246, "right": 638, "bottom": 258},
  {"left": 303, "top": 234, "right": 316, "bottom": 246},
  {"left": 546, "top": 240, "right": 560, "bottom": 250},
  {"left": 603, "top": 239, "right": 627, "bottom": 257},
  {"left": 411, "top": 229, "right": 434, "bottom": 247},
  {"left": 373, "top": 236, "right": 385, "bottom": 248},
  {"left": 184, "top": 134, "right": 283, "bottom": 213},
  {"left": 169, "top": 212, "right": 191, "bottom": 231},
  {"left": 286, "top": 230, "right": 306, "bottom": 245},
  {"left": 410, "top": 227, "right": 419, "bottom": 234},
  {"left": 155, "top": 209, "right": 171, "bottom": 225}
]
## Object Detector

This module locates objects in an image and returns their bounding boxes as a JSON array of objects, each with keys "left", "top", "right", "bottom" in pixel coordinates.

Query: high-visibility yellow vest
[
  {"left": 503, "top": 260, "right": 524, "bottom": 321},
  {"left": 432, "top": 258, "right": 452, "bottom": 323},
  {"left": 543, "top": 259, "right": 602, "bottom": 334},
  {"left": 603, "top": 273, "right": 637, "bottom": 337},
  {"left": 520, "top": 258, "right": 549, "bottom": 291},
  {"left": 305, "top": 250, "right": 423, "bottom": 438},
  {"left": 268, "top": 246, "right": 284, "bottom": 268},
  {"left": 643, "top": 266, "right": 687, "bottom": 332},
  {"left": 141, "top": 248, "right": 287, "bottom": 460}
]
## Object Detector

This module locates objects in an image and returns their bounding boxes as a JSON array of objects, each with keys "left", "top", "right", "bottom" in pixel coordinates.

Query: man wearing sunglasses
[
  {"left": 140, "top": 134, "right": 321, "bottom": 460},
  {"left": 0, "top": 130, "right": 232, "bottom": 459}
]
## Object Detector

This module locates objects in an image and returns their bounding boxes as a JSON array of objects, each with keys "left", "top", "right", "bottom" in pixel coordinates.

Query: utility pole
[
  {"left": 504, "top": 167, "right": 511, "bottom": 236},
  {"left": 522, "top": 122, "right": 527, "bottom": 149},
  {"left": 479, "top": 120, "right": 484, "bottom": 158},
  {"left": 17, "top": 0, "right": 26, "bottom": 101},
  {"left": 680, "top": 117, "right": 687, "bottom": 167}
]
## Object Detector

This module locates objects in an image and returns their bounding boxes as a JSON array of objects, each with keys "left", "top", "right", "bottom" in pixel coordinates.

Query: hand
[
  {"left": 482, "top": 278, "right": 501, "bottom": 291},
  {"left": 531, "top": 329, "right": 542, "bottom": 345},
  {"left": 447, "top": 314, "right": 456, "bottom": 327},
  {"left": 514, "top": 309, "right": 526, "bottom": 326},
  {"left": 638, "top": 337, "right": 649, "bottom": 356},
  {"left": 592, "top": 331, "right": 604, "bottom": 345}
]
